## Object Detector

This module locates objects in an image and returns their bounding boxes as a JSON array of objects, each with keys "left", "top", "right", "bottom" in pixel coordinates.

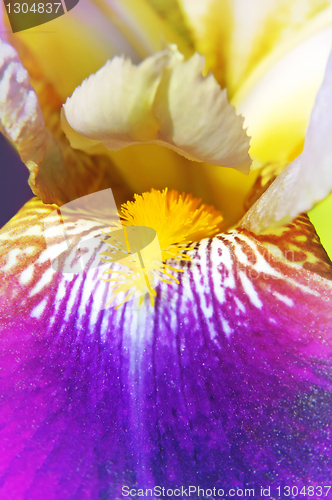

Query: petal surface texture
[
  {"left": 179, "top": 0, "right": 332, "bottom": 95},
  {"left": 1, "top": 199, "right": 332, "bottom": 498},
  {"left": 241, "top": 46, "right": 332, "bottom": 233},
  {"left": 0, "top": 40, "right": 135, "bottom": 208},
  {"left": 2, "top": 0, "right": 140, "bottom": 101},
  {"left": 180, "top": 0, "right": 332, "bottom": 165},
  {"left": 62, "top": 47, "right": 251, "bottom": 172},
  {"left": 0, "top": 40, "right": 47, "bottom": 169}
]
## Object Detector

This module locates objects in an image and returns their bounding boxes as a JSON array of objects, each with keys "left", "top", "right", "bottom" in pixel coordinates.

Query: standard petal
[
  {"left": 3, "top": 0, "right": 192, "bottom": 102},
  {"left": 240, "top": 46, "right": 332, "bottom": 233},
  {"left": 179, "top": 0, "right": 332, "bottom": 95},
  {"left": 180, "top": 0, "right": 332, "bottom": 167},
  {"left": 3, "top": 0, "right": 139, "bottom": 102},
  {"left": 1, "top": 199, "right": 332, "bottom": 497},
  {"left": 144, "top": 0, "right": 193, "bottom": 45},
  {"left": 235, "top": 20, "right": 332, "bottom": 167},
  {"left": 62, "top": 47, "right": 251, "bottom": 172},
  {"left": 153, "top": 52, "right": 250, "bottom": 170}
]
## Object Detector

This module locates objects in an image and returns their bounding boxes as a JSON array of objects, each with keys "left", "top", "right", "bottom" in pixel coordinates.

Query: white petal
[
  {"left": 62, "top": 47, "right": 251, "bottom": 172},
  {"left": 240, "top": 46, "right": 332, "bottom": 233},
  {"left": 153, "top": 52, "right": 250, "bottom": 169},
  {"left": 0, "top": 40, "right": 47, "bottom": 168},
  {"left": 63, "top": 50, "right": 170, "bottom": 147}
]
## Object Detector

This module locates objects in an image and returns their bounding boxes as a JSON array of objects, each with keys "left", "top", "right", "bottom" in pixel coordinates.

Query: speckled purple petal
[{"left": 1, "top": 199, "right": 332, "bottom": 499}]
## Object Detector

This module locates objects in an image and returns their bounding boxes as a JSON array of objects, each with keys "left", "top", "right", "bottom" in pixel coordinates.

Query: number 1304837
[
  {"left": 6, "top": 2, "right": 62, "bottom": 14},
  {"left": 3, "top": 0, "right": 79, "bottom": 32},
  {"left": 276, "top": 485, "right": 332, "bottom": 497},
  {"left": 6, "top": 2, "right": 62, "bottom": 13}
]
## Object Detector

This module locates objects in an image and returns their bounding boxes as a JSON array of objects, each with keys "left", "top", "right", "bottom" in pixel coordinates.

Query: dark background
[{"left": 0, "top": 133, "right": 34, "bottom": 228}]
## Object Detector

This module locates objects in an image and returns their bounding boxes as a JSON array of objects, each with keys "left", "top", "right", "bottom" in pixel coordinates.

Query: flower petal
[
  {"left": 0, "top": 40, "right": 132, "bottom": 206},
  {"left": 0, "top": 41, "right": 254, "bottom": 226},
  {"left": 2, "top": 0, "right": 140, "bottom": 102},
  {"left": 62, "top": 46, "right": 251, "bottom": 172},
  {"left": 1, "top": 199, "right": 332, "bottom": 496},
  {"left": 3, "top": 0, "right": 192, "bottom": 102},
  {"left": 179, "top": 0, "right": 332, "bottom": 95},
  {"left": 309, "top": 192, "right": 332, "bottom": 258},
  {"left": 144, "top": 0, "right": 193, "bottom": 45},
  {"left": 0, "top": 40, "right": 47, "bottom": 170},
  {"left": 180, "top": 0, "right": 332, "bottom": 166},
  {"left": 240, "top": 46, "right": 332, "bottom": 233},
  {"left": 235, "top": 21, "right": 332, "bottom": 167}
]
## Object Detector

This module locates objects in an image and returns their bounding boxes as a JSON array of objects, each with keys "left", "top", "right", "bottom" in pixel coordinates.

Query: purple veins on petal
[{"left": 0, "top": 200, "right": 332, "bottom": 498}]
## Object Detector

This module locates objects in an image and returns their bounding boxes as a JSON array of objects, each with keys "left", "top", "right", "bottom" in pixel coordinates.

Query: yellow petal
[
  {"left": 153, "top": 51, "right": 251, "bottom": 170},
  {"left": 179, "top": 0, "right": 332, "bottom": 95},
  {"left": 4, "top": 0, "right": 192, "bottom": 102},
  {"left": 90, "top": 0, "right": 192, "bottom": 57},
  {"left": 144, "top": 0, "right": 193, "bottom": 45},
  {"left": 235, "top": 18, "right": 332, "bottom": 166},
  {"left": 240, "top": 48, "right": 332, "bottom": 233},
  {"left": 102, "top": 145, "right": 257, "bottom": 229},
  {"left": 180, "top": 0, "right": 332, "bottom": 166},
  {"left": 178, "top": 0, "right": 233, "bottom": 88},
  {"left": 231, "top": 0, "right": 332, "bottom": 95},
  {"left": 3, "top": 1, "right": 138, "bottom": 101},
  {"left": 62, "top": 46, "right": 251, "bottom": 172},
  {"left": 309, "top": 193, "right": 332, "bottom": 259},
  {"left": 63, "top": 50, "right": 170, "bottom": 147}
]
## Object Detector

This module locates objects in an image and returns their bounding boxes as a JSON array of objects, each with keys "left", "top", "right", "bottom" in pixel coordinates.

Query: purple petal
[{"left": 1, "top": 199, "right": 332, "bottom": 498}]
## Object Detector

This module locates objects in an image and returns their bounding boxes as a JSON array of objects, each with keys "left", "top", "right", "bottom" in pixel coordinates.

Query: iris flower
[{"left": 1, "top": 1, "right": 332, "bottom": 498}]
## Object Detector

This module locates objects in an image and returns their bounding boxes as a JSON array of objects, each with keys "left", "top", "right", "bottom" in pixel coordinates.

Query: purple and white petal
[{"left": 0, "top": 199, "right": 332, "bottom": 498}]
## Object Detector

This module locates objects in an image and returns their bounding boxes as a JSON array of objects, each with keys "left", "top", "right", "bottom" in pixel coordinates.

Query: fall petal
[
  {"left": 0, "top": 200, "right": 332, "bottom": 497},
  {"left": 241, "top": 46, "right": 332, "bottom": 233},
  {"left": 62, "top": 47, "right": 251, "bottom": 172}
]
